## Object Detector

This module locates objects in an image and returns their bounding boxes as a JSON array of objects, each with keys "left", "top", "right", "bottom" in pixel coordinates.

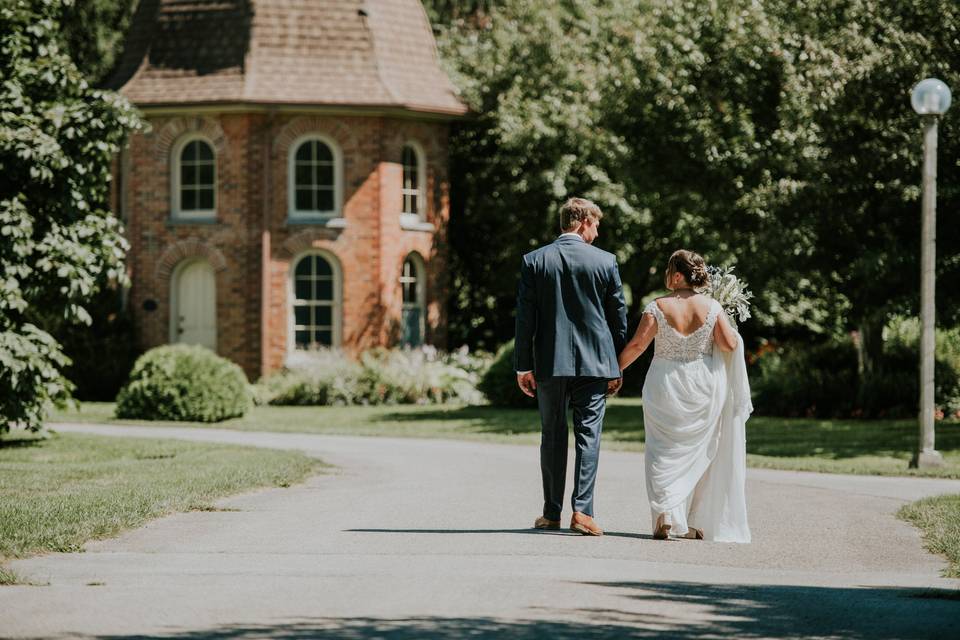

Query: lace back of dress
[{"left": 644, "top": 300, "right": 719, "bottom": 362}]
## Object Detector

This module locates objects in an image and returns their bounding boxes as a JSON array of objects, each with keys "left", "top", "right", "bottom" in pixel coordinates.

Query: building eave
[{"left": 132, "top": 101, "right": 470, "bottom": 121}]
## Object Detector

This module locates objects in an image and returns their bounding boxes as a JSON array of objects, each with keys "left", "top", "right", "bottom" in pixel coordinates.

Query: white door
[{"left": 172, "top": 259, "right": 217, "bottom": 350}]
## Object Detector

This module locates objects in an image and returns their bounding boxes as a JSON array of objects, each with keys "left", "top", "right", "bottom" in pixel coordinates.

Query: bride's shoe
[
  {"left": 681, "top": 527, "right": 704, "bottom": 540},
  {"left": 653, "top": 513, "right": 672, "bottom": 540}
]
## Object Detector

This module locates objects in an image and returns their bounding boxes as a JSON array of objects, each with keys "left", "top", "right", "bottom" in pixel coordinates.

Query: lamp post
[{"left": 910, "top": 78, "right": 951, "bottom": 469}]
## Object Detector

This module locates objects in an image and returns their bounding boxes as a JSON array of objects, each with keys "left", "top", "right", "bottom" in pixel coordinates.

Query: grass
[
  {"left": 898, "top": 494, "right": 960, "bottom": 577},
  {"left": 49, "top": 399, "right": 960, "bottom": 478},
  {"left": 0, "top": 430, "right": 323, "bottom": 584}
]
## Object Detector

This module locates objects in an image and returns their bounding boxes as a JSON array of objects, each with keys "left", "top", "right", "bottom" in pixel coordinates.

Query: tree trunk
[{"left": 857, "top": 313, "right": 886, "bottom": 378}]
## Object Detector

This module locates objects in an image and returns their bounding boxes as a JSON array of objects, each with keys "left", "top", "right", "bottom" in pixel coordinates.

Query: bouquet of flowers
[{"left": 703, "top": 265, "right": 753, "bottom": 328}]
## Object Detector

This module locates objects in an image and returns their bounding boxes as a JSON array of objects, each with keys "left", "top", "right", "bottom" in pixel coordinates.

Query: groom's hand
[
  {"left": 516, "top": 372, "right": 537, "bottom": 398},
  {"left": 607, "top": 377, "right": 623, "bottom": 396}
]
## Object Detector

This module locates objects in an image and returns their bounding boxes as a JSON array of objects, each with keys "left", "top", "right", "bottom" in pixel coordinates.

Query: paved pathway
[{"left": 2, "top": 423, "right": 960, "bottom": 639}]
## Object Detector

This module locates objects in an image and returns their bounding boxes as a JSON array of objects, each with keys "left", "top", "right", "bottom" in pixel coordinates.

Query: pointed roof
[{"left": 107, "top": 0, "right": 468, "bottom": 117}]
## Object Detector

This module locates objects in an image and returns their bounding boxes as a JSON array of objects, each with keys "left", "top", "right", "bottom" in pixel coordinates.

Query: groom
[{"left": 514, "top": 197, "right": 628, "bottom": 536}]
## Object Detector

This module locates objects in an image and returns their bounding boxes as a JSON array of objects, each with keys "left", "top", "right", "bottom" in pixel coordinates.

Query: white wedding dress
[{"left": 641, "top": 298, "right": 752, "bottom": 543}]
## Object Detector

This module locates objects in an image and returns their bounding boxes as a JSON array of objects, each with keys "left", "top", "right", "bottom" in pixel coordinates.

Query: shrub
[
  {"left": 116, "top": 345, "right": 252, "bottom": 422},
  {"left": 57, "top": 285, "right": 138, "bottom": 401},
  {"left": 358, "top": 346, "right": 490, "bottom": 405},
  {"left": 750, "top": 317, "right": 960, "bottom": 419},
  {"left": 477, "top": 340, "right": 536, "bottom": 408},
  {"left": 254, "top": 349, "right": 365, "bottom": 406},
  {"left": 859, "top": 317, "right": 960, "bottom": 418},
  {"left": 750, "top": 339, "right": 859, "bottom": 418},
  {"left": 255, "top": 346, "right": 491, "bottom": 406}
]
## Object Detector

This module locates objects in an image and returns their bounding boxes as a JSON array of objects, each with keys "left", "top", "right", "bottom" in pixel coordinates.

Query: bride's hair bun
[{"left": 667, "top": 249, "right": 709, "bottom": 288}]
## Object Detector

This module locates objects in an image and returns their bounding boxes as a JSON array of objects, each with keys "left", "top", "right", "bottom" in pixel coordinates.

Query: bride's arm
[
  {"left": 618, "top": 313, "right": 657, "bottom": 371},
  {"left": 713, "top": 312, "right": 738, "bottom": 352}
]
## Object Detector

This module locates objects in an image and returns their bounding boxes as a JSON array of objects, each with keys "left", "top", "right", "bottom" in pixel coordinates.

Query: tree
[
  {"left": 437, "top": 0, "right": 960, "bottom": 355},
  {"left": 57, "top": 0, "right": 138, "bottom": 83},
  {"left": 421, "top": 0, "right": 499, "bottom": 26},
  {"left": 0, "top": 0, "right": 143, "bottom": 433}
]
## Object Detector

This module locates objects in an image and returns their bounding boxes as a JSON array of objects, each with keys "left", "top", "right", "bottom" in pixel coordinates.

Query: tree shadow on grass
[
  {"left": 374, "top": 404, "right": 645, "bottom": 442},
  {"left": 0, "top": 436, "right": 46, "bottom": 450},
  {"left": 745, "top": 417, "right": 960, "bottom": 459},
  {"left": 375, "top": 404, "right": 960, "bottom": 460},
  {"left": 89, "top": 581, "right": 960, "bottom": 639}
]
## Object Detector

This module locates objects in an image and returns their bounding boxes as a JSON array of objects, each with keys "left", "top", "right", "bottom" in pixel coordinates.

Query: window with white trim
[
  {"left": 290, "top": 137, "right": 340, "bottom": 217},
  {"left": 173, "top": 137, "right": 216, "bottom": 218},
  {"left": 291, "top": 253, "right": 340, "bottom": 349},
  {"left": 401, "top": 144, "right": 422, "bottom": 216}
]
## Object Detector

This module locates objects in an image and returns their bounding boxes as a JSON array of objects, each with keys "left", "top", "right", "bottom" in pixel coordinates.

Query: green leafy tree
[
  {"left": 421, "top": 0, "right": 499, "bottom": 26},
  {"left": 0, "top": 0, "right": 144, "bottom": 433},
  {"left": 57, "top": 0, "right": 138, "bottom": 83},
  {"left": 439, "top": 0, "right": 960, "bottom": 362}
]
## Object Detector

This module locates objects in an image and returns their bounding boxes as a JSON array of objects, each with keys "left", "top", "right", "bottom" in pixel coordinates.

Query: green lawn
[
  {"left": 899, "top": 494, "right": 960, "bottom": 577},
  {"left": 0, "top": 430, "right": 322, "bottom": 585},
  {"left": 50, "top": 399, "right": 960, "bottom": 478}
]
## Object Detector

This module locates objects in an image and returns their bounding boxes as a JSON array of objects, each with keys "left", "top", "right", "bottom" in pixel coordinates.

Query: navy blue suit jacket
[{"left": 514, "top": 235, "right": 628, "bottom": 379}]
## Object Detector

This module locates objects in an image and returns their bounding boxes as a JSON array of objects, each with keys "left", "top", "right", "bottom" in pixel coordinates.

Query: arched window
[
  {"left": 400, "top": 254, "right": 426, "bottom": 347},
  {"left": 289, "top": 136, "right": 341, "bottom": 218},
  {"left": 290, "top": 253, "right": 341, "bottom": 349},
  {"left": 172, "top": 137, "right": 216, "bottom": 219},
  {"left": 401, "top": 142, "right": 426, "bottom": 220}
]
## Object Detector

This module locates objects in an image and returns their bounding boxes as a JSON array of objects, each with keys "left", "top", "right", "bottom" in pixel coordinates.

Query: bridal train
[{"left": 641, "top": 298, "right": 752, "bottom": 543}]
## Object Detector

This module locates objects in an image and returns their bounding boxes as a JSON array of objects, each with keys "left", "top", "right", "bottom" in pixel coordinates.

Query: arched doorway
[
  {"left": 170, "top": 259, "right": 217, "bottom": 350},
  {"left": 400, "top": 253, "right": 426, "bottom": 347}
]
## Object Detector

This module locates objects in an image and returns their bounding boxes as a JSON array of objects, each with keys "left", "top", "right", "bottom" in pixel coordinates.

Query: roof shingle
[{"left": 107, "top": 0, "right": 468, "bottom": 116}]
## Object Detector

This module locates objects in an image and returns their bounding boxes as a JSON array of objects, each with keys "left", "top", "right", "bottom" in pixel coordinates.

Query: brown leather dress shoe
[
  {"left": 534, "top": 516, "right": 561, "bottom": 530},
  {"left": 570, "top": 512, "right": 603, "bottom": 536}
]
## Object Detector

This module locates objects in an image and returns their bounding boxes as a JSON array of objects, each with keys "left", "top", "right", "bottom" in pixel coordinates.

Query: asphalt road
[{"left": 2, "top": 423, "right": 959, "bottom": 639}]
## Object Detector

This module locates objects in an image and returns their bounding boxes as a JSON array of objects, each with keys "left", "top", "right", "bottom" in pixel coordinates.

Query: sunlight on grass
[
  {"left": 47, "top": 399, "right": 960, "bottom": 478},
  {"left": 0, "top": 431, "right": 323, "bottom": 581},
  {"left": 898, "top": 494, "right": 960, "bottom": 578}
]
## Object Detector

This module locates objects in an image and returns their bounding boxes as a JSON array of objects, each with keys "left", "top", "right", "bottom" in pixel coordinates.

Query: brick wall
[{"left": 120, "top": 110, "right": 452, "bottom": 381}]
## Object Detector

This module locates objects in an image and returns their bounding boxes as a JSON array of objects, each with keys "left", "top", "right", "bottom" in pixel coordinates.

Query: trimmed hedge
[
  {"left": 115, "top": 345, "right": 253, "bottom": 422},
  {"left": 477, "top": 340, "right": 536, "bottom": 407}
]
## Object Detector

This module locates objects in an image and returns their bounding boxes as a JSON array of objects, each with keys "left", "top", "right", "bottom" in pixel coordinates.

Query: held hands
[
  {"left": 607, "top": 376, "right": 623, "bottom": 396},
  {"left": 516, "top": 372, "right": 537, "bottom": 398},
  {"left": 516, "top": 372, "right": 623, "bottom": 397}
]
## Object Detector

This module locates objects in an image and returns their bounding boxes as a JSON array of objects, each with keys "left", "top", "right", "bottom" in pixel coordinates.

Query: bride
[{"left": 618, "top": 250, "right": 752, "bottom": 543}]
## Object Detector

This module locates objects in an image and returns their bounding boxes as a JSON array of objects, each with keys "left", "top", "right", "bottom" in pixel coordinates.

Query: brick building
[{"left": 108, "top": 0, "right": 467, "bottom": 380}]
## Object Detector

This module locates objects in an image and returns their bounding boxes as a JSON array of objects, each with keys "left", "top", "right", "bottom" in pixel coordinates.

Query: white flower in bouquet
[{"left": 703, "top": 265, "right": 753, "bottom": 327}]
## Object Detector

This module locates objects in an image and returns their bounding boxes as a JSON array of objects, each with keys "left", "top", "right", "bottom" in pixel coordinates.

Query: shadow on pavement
[
  {"left": 73, "top": 581, "right": 959, "bottom": 640},
  {"left": 347, "top": 528, "right": 575, "bottom": 535},
  {"left": 347, "top": 528, "right": 657, "bottom": 540}
]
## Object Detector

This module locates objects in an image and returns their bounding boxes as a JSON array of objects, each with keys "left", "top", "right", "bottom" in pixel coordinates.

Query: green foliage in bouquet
[
  {"left": 116, "top": 345, "right": 253, "bottom": 422},
  {"left": 0, "top": 0, "right": 144, "bottom": 434}
]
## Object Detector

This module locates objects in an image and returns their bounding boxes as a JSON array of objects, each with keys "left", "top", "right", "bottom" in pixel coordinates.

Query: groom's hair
[{"left": 559, "top": 197, "right": 603, "bottom": 231}]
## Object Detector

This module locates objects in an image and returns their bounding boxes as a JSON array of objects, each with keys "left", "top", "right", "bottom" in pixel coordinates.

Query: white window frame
[
  {"left": 400, "top": 252, "right": 427, "bottom": 347},
  {"left": 288, "top": 134, "right": 344, "bottom": 220},
  {"left": 287, "top": 250, "right": 343, "bottom": 354},
  {"left": 170, "top": 134, "right": 217, "bottom": 220},
  {"left": 400, "top": 141, "right": 427, "bottom": 226}
]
